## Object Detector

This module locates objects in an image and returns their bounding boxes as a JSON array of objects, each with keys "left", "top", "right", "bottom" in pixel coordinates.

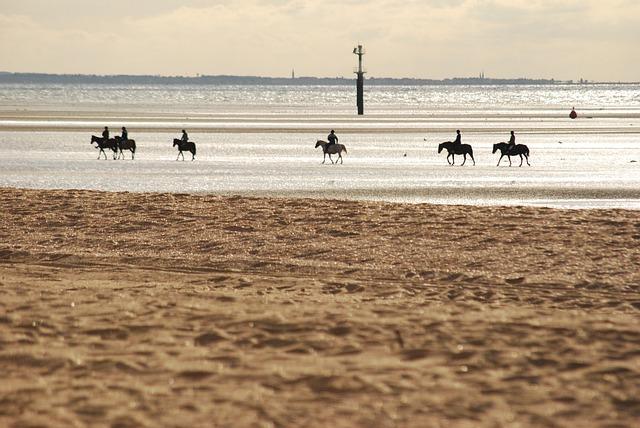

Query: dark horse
[
  {"left": 493, "top": 143, "right": 530, "bottom": 167},
  {"left": 114, "top": 136, "right": 136, "bottom": 160},
  {"left": 173, "top": 139, "right": 197, "bottom": 161},
  {"left": 315, "top": 140, "right": 347, "bottom": 164},
  {"left": 438, "top": 142, "right": 475, "bottom": 166},
  {"left": 90, "top": 135, "right": 118, "bottom": 160}
]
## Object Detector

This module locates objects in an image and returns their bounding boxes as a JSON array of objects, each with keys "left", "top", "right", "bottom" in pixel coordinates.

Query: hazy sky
[{"left": 1, "top": 0, "right": 638, "bottom": 80}]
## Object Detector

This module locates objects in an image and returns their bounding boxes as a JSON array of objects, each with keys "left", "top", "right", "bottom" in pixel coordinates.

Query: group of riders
[
  {"left": 102, "top": 126, "right": 127, "bottom": 143},
  {"left": 101, "top": 127, "right": 189, "bottom": 145},
  {"left": 94, "top": 127, "right": 194, "bottom": 160},
  {"left": 451, "top": 129, "right": 517, "bottom": 153},
  {"left": 96, "top": 126, "right": 522, "bottom": 163},
  {"left": 318, "top": 128, "right": 527, "bottom": 167},
  {"left": 324, "top": 129, "right": 519, "bottom": 153}
]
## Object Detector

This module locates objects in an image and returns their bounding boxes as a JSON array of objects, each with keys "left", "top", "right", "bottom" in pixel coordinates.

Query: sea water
[{"left": 1, "top": 83, "right": 639, "bottom": 209}]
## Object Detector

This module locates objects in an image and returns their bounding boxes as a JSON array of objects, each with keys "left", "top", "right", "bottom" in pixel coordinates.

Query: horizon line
[{"left": 0, "top": 71, "right": 637, "bottom": 85}]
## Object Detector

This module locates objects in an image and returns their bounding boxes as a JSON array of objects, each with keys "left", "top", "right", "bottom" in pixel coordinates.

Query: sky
[{"left": 0, "top": 0, "right": 638, "bottom": 81}]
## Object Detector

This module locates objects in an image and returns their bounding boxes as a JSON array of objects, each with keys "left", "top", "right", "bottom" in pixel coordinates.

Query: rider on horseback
[
  {"left": 102, "top": 126, "right": 109, "bottom": 141},
  {"left": 121, "top": 126, "right": 128, "bottom": 142},
  {"left": 507, "top": 131, "right": 516, "bottom": 154},
  {"left": 181, "top": 129, "right": 189, "bottom": 144},
  {"left": 453, "top": 130, "right": 462, "bottom": 147},
  {"left": 327, "top": 130, "right": 338, "bottom": 152}
]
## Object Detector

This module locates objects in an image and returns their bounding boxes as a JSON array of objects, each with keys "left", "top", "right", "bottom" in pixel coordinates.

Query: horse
[
  {"left": 438, "top": 142, "right": 475, "bottom": 166},
  {"left": 492, "top": 143, "right": 530, "bottom": 167},
  {"left": 173, "top": 139, "right": 197, "bottom": 161},
  {"left": 315, "top": 140, "right": 347, "bottom": 164},
  {"left": 90, "top": 135, "right": 118, "bottom": 160},
  {"left": 114, "top": 136, "right": 136, "bottom": 160}
]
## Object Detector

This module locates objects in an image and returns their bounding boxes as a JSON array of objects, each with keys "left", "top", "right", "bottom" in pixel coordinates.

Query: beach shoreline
[{"left": 1, "top": 187, "right": 639, "bottom": 426}]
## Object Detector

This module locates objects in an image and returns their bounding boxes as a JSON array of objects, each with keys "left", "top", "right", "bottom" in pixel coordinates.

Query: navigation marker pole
[{"left": 353, "top": 45, "right": 366, "bottom": 115}]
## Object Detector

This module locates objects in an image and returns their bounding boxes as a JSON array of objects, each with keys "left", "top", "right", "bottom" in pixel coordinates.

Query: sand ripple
[{"left": 0, "top": 188, "right": 639, "bottom": 426}]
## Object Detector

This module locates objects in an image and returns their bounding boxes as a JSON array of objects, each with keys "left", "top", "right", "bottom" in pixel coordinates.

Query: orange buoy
[{"left": 569, "top": 107, "right": 577, "bottom": 119}]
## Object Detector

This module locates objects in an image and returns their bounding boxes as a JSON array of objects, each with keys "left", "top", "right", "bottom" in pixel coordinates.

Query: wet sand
[
  {"left": 2, "top": 108, "right": 640, "bottom": 134},
  {"left": 1, "top": 188, "right": 639, "bottom": 427}
]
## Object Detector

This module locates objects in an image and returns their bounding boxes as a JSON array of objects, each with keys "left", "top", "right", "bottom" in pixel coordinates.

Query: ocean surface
[{"left": 1, "top": 83, "right": 639, "bottom": 208}]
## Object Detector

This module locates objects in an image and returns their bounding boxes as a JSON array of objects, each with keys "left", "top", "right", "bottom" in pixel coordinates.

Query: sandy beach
[{"left": 1, "top": 187, "right": 639, "bottom": 427}]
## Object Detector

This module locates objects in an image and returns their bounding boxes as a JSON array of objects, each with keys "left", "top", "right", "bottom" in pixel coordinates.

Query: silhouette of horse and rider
[
  {"left": 91, "top": 126, "right": 531, "bottom": 168},
  {"left": 173, "top": 129, "right": 197, "bottom": 161},
  {"left": 90, "top": 126, "right": 135, "bottom": 160},
  {"left": 433, "top": 130, "right": 531, "bottom": 167},
  {"left": 493, "top": 131, "right": 531, "bottom": 167},
  {"left": 437, "top": 130, "right": 476, "bottom": 166},
  {"left": 315, "top": 129, "right": 347, "bottom": 164}
]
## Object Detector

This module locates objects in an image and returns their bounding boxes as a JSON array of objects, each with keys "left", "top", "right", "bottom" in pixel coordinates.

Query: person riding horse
[
  {"left": 181, "top": 129, "right": 189, "bottom": 144},
  {"left": 506, "top": 131, "right": 516, "bottom": 154},
  {"left": 326, "top": 130, "right": 338, "bottom": 151},
  {"left": 121, "top": 126, "right": 128, "bottom": 142},
  {"left": 102, "top": 126, "right": 109, "bottom": 141},
  {"left": 453, "top": 130, "right": 462, "bottom": 147}
]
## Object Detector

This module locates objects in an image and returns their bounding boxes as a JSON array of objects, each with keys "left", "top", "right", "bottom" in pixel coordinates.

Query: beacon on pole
[{"left": 353, "top": 45, "right": 365, "bottom": 115}]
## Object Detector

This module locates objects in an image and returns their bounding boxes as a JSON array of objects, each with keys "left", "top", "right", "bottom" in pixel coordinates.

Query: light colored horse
[{"left": 315, "top": 140, "right": 347, "bottom": 164}]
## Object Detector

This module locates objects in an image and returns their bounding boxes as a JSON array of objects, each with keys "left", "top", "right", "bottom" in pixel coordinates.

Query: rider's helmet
[
  {"left": 330, "top": 130, "right": 335, "bottom": 133},
  {"left": 456, "top": 130, "right": 460, "bottom": 134}
]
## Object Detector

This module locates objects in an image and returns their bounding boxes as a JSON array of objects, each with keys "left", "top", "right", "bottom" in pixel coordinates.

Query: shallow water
[{"left": 1, "top": 83, "right": 639, "bottom": 209}]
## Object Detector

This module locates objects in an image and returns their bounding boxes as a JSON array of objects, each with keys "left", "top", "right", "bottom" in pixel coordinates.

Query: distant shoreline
[{"left": 1, "top": 72, "right": 638, "bottom": 86}]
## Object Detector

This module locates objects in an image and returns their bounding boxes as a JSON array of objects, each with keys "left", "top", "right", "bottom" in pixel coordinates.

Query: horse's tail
[
  {"left": 192, "top": 144, "right": 197, "bottom": 155},
  {"left": 131, "top": 140, "right": 136, "bottom": 152},
  {"left": 342, "top": 146, "right": 347, "bottom": 154}
]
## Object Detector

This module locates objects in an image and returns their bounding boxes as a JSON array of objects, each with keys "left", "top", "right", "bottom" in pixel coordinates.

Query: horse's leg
[
  {"left": 470, "top": 153, "right": 475, "bottom": 166},
  {"left": 131, "top": 149, "right": 135, "bottom": 160},
  {"left": 328, "top": 154, "right": 334, "bottom": 164},
  {"left": 497, "top": 154, "right": 503, "bottom": 166},
  {"left": 519, "top": 154, "right": 523, "bottom": 167},
  {"left": 461, "top": 154, "right": 467, "bottom": 166},
  {"left": 98, "top": 148, "right": 103, "bottom": 160},
  {"left": 508, "top": 156, "right": 512, "bottom": 167},
  {"left": 525, "top": 154, "right": 530, "bottom": 166},
  {"left": 339, "top": 153, "right": 343, "bottom": 164},
  {"left": 191, "top": 150, "right": 195, "bottom": 161},
  {"left": 322, "top": 152, "right": 326, "bottom": 164}
]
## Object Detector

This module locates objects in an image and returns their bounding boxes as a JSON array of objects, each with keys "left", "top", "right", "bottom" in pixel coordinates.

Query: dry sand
[{"left": 0, "top": 188, "right": 639, "bottom": 427}]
